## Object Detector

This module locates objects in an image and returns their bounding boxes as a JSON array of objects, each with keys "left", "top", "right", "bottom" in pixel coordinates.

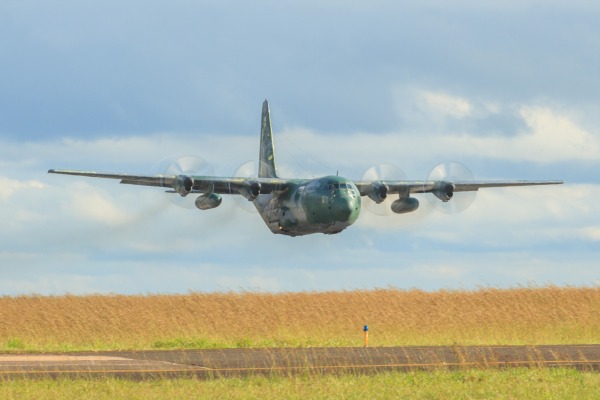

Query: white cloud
[
  {"left": 413, "top": 264, "right": 468, "bottom": 279},
  {"left": 427, "top": 184, "right": 600, "bottom": 246},
  {"left": 456, "top": 105, "right": 600, "bottom": 163},
  {"left": 417, "top": 90, "right": 473, "bottom": 119},
  {"left": 65, "top": 182, "right": 133, "bottom": 226},
  {"left": 0, "top": 176, "right": 45, "bottom": 200},
  {"left": 581, "top": 227, "right": 600, "bottom": 242},
  {"left": 302, "top": 94, "right": 600, "bottom": 166}
]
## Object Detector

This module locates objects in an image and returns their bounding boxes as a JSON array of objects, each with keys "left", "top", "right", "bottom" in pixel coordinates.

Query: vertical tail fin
[{"left": 259, "top": 99, "right": 278, "bottom": 178}]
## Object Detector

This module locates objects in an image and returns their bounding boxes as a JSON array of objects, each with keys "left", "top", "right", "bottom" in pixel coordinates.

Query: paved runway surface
[{"left": 1, "top": 345, "right": 599, "bottom": 379}]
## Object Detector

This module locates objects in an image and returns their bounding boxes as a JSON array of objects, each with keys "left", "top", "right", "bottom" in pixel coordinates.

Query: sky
[{"left": 1, "top": 1, "right": 599, "bottom": 295}]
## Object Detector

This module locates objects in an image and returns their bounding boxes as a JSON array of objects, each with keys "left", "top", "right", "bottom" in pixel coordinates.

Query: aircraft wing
[
  {"left": 47, "top": 169, "right": 289, "bottom": 194},
  {"left": 416, "top": 180, "right": 562, "bottom": 193},
  {"left": 354, "top": 179, "right": 564, "bottom": 198}
]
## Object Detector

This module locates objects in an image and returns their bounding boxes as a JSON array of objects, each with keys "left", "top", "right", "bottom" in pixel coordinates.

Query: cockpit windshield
[{"left": 325, "top": 181, "right": 356, "bottom": 196}]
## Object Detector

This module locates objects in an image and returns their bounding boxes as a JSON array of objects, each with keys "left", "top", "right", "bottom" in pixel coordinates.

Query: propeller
[
  {"left": 152, "top": 155, "right": 214, "bottom": 209},
  {"left": 232, "top": 161, "right": 259, "bottom": 213},
  {"left": 425, "top": 161, "right": 477, "bottom": 214},
  {"left": 361, "top": 163, "right": 407, "bottom": 216}
]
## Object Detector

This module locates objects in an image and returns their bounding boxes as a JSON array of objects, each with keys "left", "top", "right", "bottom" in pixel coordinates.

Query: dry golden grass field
[{"left": 0, "top": 286, "right": 598, "bottom": 352}]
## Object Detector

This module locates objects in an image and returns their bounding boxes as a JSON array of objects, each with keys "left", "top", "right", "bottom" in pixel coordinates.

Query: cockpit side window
[{"left": 325, "top": 182, "right": 337, "bottom": 191}]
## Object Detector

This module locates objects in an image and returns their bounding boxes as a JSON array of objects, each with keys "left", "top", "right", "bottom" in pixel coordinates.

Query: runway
[{"left": 1, "top": 345, "right": 599, "bottom": 379}]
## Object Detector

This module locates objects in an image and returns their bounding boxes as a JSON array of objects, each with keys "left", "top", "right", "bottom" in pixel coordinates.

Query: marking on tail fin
[{"left": 259, "top": 99, "right": 278, "bottom": 178}]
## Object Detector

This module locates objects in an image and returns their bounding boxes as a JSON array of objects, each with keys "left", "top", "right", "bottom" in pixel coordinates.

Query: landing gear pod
[
  {"left": 195, "top": 193, "right": 222, "bottom": 210},
  {"left": 391, "top": 197, "right": 419, "bottom": 214}
]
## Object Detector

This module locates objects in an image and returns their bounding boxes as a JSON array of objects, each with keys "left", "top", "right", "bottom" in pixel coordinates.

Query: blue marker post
[{"left": 363, "top": 325, "right": 369, "bottom": 347}]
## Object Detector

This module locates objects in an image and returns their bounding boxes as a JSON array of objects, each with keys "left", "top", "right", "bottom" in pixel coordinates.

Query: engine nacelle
[
  {"left": 239, "top": 180, "right": 261, "bottom": 201},
  {"left": 432, "top": 181, "right": 455, "bottom": 202},
  {"left": 195, "top": 193, "right": 222, "bottom": 210},
  {"left": 172, "top": 175, "right": 194, "bottom": 197},
  {"left": 391, "top": 197, "right": 419, "bottom": 214},
  {"left": 367, "top": 181, "right": 389, "bottom": 203}
]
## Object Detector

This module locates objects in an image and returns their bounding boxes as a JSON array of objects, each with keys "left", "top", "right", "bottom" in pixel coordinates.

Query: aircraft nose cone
[{"left": 332, "top": 196, "right": 357, "bottom": 221}]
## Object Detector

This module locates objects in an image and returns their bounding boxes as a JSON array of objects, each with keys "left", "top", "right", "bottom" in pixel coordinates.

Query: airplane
[{"left": 49, "top": 100, "right": 563, "bottom": 236}]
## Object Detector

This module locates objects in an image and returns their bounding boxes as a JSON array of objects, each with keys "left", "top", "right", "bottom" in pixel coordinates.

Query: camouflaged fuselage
[{"left": 254, "top": 175, "right": 361, "bottom": 236}]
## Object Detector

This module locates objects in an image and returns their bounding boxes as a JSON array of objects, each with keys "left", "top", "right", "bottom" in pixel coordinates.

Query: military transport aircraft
[{"left": 49, "top": 100, "right": 563, "bottom": 236}]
